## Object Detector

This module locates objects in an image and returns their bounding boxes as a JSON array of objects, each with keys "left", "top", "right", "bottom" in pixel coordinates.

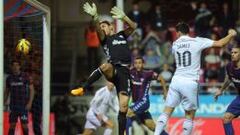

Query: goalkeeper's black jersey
[{"left": 101, "top": 31, "right": 131, "bottom": 65}]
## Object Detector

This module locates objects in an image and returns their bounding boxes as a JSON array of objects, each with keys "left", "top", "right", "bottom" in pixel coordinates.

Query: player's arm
[
  {"left": 4, "top": 88, "right": 10, "bottom": 105},
  {"left": 26, "top": 83, "right": 35, "bottom": 110},
  {"left": 157, "top": 75, "right": 168, "bottom": 100},
  {"left": 152, "top": 72, "right": 168, "bottom": 100},
  {"left": 4, "top": 78, "right": 10, "bottom": 105},
  {"left": 83, "top": 2, "right": 105, "bottom": 41},
  {"left": 110, "top": 6, "right": 137, "bottom": 37},
  {"left": 214, "top": 75, "right": 231, "bottom": 101},
  {"left": 212, "top": 29, "right": 237, "bottom": 47}
]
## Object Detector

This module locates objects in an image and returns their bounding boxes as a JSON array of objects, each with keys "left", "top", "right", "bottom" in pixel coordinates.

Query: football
[{"left": 16, "top": 38, "right": 31, "bottom": 55}]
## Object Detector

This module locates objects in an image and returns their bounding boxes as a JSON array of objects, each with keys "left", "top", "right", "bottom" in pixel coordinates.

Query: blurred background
[{"left": 3, "top": 0, "right": 240, "bottom": 134}]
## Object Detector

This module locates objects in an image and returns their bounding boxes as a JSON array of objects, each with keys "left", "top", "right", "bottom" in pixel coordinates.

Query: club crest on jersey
[
  {"left": 232, "top": 77, "right": 240, "bottom": 83},
  {"left": 112, "top": 39, "right": 127, "bottom": 45}
]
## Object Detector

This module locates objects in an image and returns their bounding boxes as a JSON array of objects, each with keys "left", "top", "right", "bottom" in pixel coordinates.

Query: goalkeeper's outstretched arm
[
  {"left": 83, "top": 2, "right": 105, "bottom": 41},
  {"left": 110, "top": 6, "right": 137, "bottom": 37}
]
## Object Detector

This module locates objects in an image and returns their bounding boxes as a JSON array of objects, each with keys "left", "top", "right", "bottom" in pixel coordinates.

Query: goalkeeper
[{"left": 71, "top": 2, "right": 137, "bottom": 134}]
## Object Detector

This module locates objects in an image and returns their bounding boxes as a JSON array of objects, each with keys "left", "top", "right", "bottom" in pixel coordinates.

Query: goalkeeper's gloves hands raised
[
  {"left": 83, "top": 2, "right": 98, "bottom": 20},
  {"left": 110, "top": 6, "right": 126, "bottom": 19}
]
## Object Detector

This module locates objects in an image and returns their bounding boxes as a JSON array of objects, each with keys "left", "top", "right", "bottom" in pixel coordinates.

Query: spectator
[
  {"left": 143, "top": 48, "right": 161, "bottom": 71},
  {"left": 147, "top": 3, "right": 166, "bottom": 32},
  {"left": 4, "top": 60, "right": 34, "bottom": 135},
  {"left": 204, "top": 48, "right": 221, "bottom": 82},
  {"left": 127, "top": 1, "right": 145, "bottom": 34},
  {"left": 84, "top": 21, "right": 100, "bottom": 72},
  {"left": 195, "top": 2, "right": 213, "bottom": 37},
  {"left": 218, "top": 2, "right": 236, "bottom": 36}
]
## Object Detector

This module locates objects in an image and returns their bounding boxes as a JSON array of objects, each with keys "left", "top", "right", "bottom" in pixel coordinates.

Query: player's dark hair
[
  {"left": 100, "top": 20, "right": 111, "bottom": 26},
  {"left": 176, "top": 22, "right": 190, "bottom": 34},
  {"left": 135, "top": 56, "right": 144, "bottom": 63}
]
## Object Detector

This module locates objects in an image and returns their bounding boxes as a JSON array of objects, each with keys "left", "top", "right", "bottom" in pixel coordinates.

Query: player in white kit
[
  {"left": 83, "top": 82, "right": 118, "bottom": 135},
  {"left": 154, "top": 22, "right": 237, "bottom": 135}
]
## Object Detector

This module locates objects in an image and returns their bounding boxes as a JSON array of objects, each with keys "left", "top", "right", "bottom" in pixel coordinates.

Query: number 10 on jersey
[{"left": 176, "top": 51, "right": 191, "bottom": 67}]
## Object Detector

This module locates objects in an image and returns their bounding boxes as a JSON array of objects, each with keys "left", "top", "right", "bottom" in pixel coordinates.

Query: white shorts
[
  {"left": 84, "top": 108, "right": 109, "bottom": 130},
  {"left": 165, "top": 76, "right": 199, "bottom": 111}
]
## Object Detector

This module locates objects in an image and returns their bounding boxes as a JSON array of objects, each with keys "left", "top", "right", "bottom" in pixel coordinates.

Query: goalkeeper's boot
[{"left": 71, "top": 87, "right": 84, "bottom": 96}]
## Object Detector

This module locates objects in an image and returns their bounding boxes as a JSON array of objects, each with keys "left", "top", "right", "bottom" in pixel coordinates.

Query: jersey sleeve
[
  {"left": 225, "top": 63, "right": 231, "bottom": 78},
  {"left": 196, "top": 37, "right": 214, "bottom": 50}
]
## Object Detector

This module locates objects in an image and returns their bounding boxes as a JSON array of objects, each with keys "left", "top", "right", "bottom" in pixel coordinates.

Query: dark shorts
[
  {"left": 137, "top": 111, "right": 153, "bottom": 123},
  {"left": 226, "top": 95, "right": 240, "bottom": 116},
  {"left": 9, "top": 110, "right": 28, "bottom": 124},
  {"left": 112, "top": 65, "right": 131, "bottom": 95},
  {"left": 130, "top": 97, "right": 150, "bottom": 114}
]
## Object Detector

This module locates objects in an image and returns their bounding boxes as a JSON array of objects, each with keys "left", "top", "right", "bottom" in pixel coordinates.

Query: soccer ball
[{"left": 16, "top": 38, "right": 31, "bottom": 55}]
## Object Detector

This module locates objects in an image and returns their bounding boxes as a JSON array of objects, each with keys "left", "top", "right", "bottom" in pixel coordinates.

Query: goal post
[
  {"left": 1, "top": 0, "right": 51, "bottom": 135},
  {"left": 24, "top": 1, "right": 51, "bottom": 135}
]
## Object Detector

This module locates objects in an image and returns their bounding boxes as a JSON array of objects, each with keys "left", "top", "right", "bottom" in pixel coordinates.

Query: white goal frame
[{"left": 0, "top": 0, "right": 51, "bottom": 135}]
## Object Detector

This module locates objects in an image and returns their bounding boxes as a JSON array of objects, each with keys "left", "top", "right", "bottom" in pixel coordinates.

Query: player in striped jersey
[
  {"left": 214, "top": 44, "right": 240, "bottom": 135},
  {"left": 4, "top": 60, "right": 35, "bottom": 135},
  {"left": 126, "top": 56, "right": 168, "bottom": 135}
]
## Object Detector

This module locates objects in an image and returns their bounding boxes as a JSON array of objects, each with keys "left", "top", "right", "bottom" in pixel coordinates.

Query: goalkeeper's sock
[
  {"left": 118, "top": 111, "right": 127, "bottom": 135},
  {"left": 83, "top": 67, "right": 103, "bottom": 89}
]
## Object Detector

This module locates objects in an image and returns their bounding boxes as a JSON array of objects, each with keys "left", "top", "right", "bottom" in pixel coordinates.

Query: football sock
[
  {"left": 224, "top": 122, "right": 234, "bottom": 135},
  {"left": 154, "top": 113, "right": 169, "bottom": 135},
  {"left": 118, "top": 111, "right": 127, "bottom": 135},
  {"left": 83, "top": 68, "right": 103, "bottom": 89},
  {"left": 183, "top": 119, "right": 193, "bottom": 135}
]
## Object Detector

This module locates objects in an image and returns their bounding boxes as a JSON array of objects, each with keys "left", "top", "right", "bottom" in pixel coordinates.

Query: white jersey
[
  {"left": 172, "top": 35, "right": 214, "bottom": 80},
  {"left": 90, "top": 86, "right": 118, "bottom": 115}
]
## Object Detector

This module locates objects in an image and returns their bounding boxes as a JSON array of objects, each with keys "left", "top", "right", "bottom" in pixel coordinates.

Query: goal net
[{"left": 2, "top": 0, "right": 51, "bottom": 135}]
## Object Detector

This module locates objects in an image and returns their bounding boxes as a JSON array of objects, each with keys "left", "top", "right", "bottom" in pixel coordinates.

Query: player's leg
[
  {"left": 71, "top": 63, "right": 114, "bottom": 95},
  {"left": 144, "top": 119, "right": 155, "bottom": 131},
  {"left": 183, "top": 110, "right": 195, "bottom": 135},
  {"left": 222, "top": 96, "right": 240, "bottom": 135},
  {"left": 181, "top": 79, "right": 199, "bottom": 135},
  {"left": 8, "top": 123, "right": 16, "bottom": 135},
  {"left": 20, "top": 111, "right": 29, "bottom": 135},
  {"left": 143, "top": 112, "right": 168, "bottom": 135},
  {"left": 102, "top": 117, "right": 114, "bottom": 135},
  {"left": 8, "top": 111, "right": 18, "bottom": 135},
  {"left": 126, "top": 97, "right": 149, "bottom": 135},
  {"left": 223, "top": 112, "right": 235, "bottom": 135},
  {"left": 83, "top": 109, "right": 102, "bottom": 135},
  {"left": 32, "top": 94, "right": 42, "bottom": 135},
  {"left": 114, "top": 66, "right": 131, "bottom": 135},
  {"left": 155, "top": 83, "right": 181, "bottom": 135},
  {"left": 118, "top": 92, "right": 129, "bottom": 135}
]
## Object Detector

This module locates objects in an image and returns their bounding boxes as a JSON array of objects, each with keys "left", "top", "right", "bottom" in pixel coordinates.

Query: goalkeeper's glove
[
  {"left": 83, "top": 2, "right": 98, "bottom": 20},
  {"left": 110, "top": 6, "right": 126, "bottom": 19}
]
